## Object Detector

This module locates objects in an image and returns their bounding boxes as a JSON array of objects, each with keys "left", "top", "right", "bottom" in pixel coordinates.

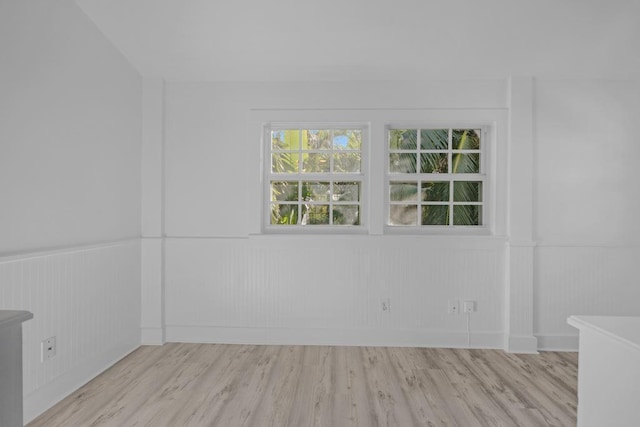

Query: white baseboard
[
  {"left": 505, "top": 334, "right": 539, "bottom": 354},
  {"left": 536, "top": 334, "right": 579, "bottom": 352},
  {"left": 23, "top": 341, "right": 140, "bottom": 424},
  {"left": 141, "top": 327, "right": 165, "bottom": 345},
  {"left": 165, "top": 325, "right": 504, "bottom": 349}
]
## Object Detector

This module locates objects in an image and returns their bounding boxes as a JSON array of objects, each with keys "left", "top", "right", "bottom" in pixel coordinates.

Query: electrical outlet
[
  {"left": 448, "top": 299, "right": 460, "bottom": 315},
  {"left": 463, "top": 300, "right": 476, "bottom": 313},
  {"left": 381, "top": 298, "right": 391, "bottom": 313},
  {"left": 42, "top": 336, "right": 56, "bottom": 362}
]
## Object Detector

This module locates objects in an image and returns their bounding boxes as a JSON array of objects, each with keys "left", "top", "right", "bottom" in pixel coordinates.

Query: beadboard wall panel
[
  {"left": 141, "top": 238, "right": 164, "bottom": 344},
  {"left": 534, "top": 245, "right": 640, "bottom": 350},
  {"left": 505, "top": 244, "right": 538, "bottom": 353},
  {"left": 165, "top": 237, "right": 505, "bottom": 348},
  {"left": 0, "top": 240, "right": 141, "bottom": 423}
]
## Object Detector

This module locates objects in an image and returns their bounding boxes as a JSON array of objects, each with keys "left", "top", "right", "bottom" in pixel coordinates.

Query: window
[
  {"left": 387, "top": 127, "right": 485, "bottom": 228},
  {"left": 266, "top": 127, "right": 364, "bottom": 229},
  {"left": 258, "top": 111, "right": 499, "bottom": 236}
]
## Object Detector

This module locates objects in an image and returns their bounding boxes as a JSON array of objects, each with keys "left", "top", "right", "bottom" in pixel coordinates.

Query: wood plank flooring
[{"left": 28, "top": 344, "right": 578, "bottom": 427}]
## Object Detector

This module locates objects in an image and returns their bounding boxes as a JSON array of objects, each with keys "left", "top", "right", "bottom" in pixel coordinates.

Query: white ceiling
[{"left": 76, "top": 0, "right": 640, "bottom": 81}]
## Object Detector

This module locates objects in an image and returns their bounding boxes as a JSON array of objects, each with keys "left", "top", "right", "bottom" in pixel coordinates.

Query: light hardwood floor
[{"left": 28, "top": 344, "right": 578, "bottom": 427}]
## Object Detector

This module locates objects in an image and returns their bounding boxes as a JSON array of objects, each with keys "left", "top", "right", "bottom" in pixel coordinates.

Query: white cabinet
[
  {"left": 568, "top": 316, "right": 640, "bottom": 427},
  {"left": 0, "top": 311, "right": 33, "bottom": 427}
]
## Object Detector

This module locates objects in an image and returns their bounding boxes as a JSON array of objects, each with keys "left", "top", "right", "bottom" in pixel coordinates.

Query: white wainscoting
[
  {"left": 165, "top": 236, "right": 506, "bottom": 349},
  {"left": 504, "top": 243, "right": 539, "bottom": 353},
  {"left": 141, "top": 238, "right": 164, "bottom": 344},
  {"left": 534, "top": 245, "right": 640, "bottom": 351},
  {"left": 0, "top": 240, "right": 141, "bottom": 423}
]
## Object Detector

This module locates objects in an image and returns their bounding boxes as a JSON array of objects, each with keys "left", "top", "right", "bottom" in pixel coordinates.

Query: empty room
[{"left": 1, "top": 0, "right": 639, "bottom": 426}]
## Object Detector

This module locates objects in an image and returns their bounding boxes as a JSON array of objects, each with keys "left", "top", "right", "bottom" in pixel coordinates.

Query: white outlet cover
[
  {"left": 42, "top": 336, "right": 56, "bottom": 361},
  {"left": 448, "top": 299, "right": 460, "bottom": 315},
  {"left": 463, "top": 301, "right": 476, "bottom": 313}
]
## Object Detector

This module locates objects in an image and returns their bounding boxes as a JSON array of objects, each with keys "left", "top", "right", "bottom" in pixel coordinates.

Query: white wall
[
  {"left": 535, "top": 80, "right": 640, "bottom": 245},
  {"left": 0, "top": 0, "right": 142, "bottom": 421},
  {"left": 164, "top": 80, "right": 507, "bottom": 237},
  {"left": 159, "top": 80, "right": 511, "bottom": 348},
  {"left": 0, "top": 0, "right": 141, "bottom": 255},
  {"left": 158, "top": 77, "right": 640, "bottom": 352},
  {"left": 533, "top": 79, "right": 640, "bottom": 349}
]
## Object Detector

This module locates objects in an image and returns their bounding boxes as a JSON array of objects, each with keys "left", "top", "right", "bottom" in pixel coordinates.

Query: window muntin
[
  {"left": 267, "top": 128, "right": 364, "bottom": 228},
  {"left": 387, "top": 128, "right": 485, "bottom": 228}
]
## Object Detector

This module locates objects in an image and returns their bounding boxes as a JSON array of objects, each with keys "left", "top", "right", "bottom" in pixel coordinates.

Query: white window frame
[
  {"left": 384, "top": 123, "right": 492, "bottom": 235},
  {"left": 263, "top": 123, "right": 369, "bottom": 234},
  {"left": 251, "top": 109, "right": 504, "bottom": 238}
]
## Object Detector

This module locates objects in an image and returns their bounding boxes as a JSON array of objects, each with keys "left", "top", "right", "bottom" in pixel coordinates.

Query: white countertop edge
[
  {"left": 0, "top": 310, "right": 34, "bottom": 329},
  {"left": 568, "top": 315, "right": 640, "bottom": 353}
]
